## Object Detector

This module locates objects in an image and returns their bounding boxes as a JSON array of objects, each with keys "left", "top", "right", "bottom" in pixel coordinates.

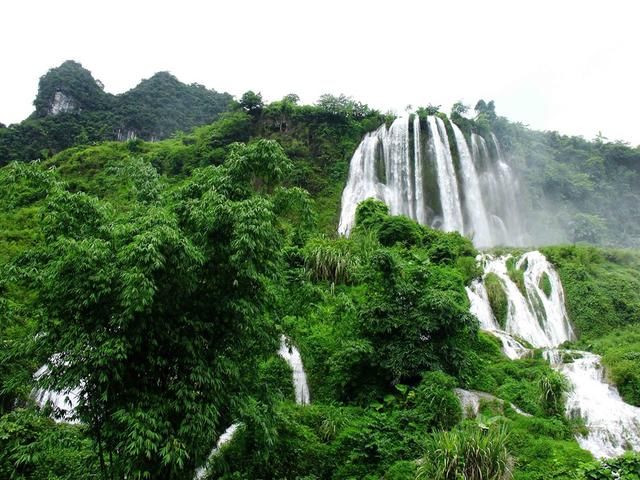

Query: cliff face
[
  {"left": 49, "top": 91, "right": 78, "bottom": 115},
  {"left": 33, "top": 60, "right": 111, "bottom": 117}
]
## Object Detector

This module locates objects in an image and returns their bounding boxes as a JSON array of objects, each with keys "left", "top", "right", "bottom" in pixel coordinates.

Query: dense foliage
[{"left": 1, "top": 66, "right": 640, "bottom": 479}]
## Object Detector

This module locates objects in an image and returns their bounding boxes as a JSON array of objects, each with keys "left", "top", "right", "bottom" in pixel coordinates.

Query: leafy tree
[
  {"left": 0, "top": 409, "right": 97, "bottom": 479},
  {"left": 238, "top": 90, "right": 264, "bottom": 116},
  {"left": 3, "top": 140, "right": 293, "bottom": 479},
  {"left": 416, "top": 104, "right": 442, "bottom": 117},
  {"left": 316, "top": 94, "right": 372, "bottom": 119},
  {"left": 451, "top": 101, "right": 470, "bottom": 118}
]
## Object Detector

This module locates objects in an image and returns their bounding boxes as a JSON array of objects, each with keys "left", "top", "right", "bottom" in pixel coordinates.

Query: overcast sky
[{"left": 2, "top": 0, "right": 639, "bottom": 145}]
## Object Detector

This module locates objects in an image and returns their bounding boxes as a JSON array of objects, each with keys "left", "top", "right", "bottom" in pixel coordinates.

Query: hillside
[
  {"left": 1, "top": 71, "right": 640, "bottom": 479},
  {"left": 0, "top": 60, "right": 232, "bottom": 164}
]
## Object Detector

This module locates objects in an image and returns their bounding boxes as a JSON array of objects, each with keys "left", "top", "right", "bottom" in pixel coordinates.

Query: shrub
[
  {"left": 302, "top": 237, "right": 358, "bottom": 284},
  {"left": 417, "top": 423, "right": 512, "bottom": 480},
  {"left": 377, "top": 215, "right": 422, "bottom": 247},
  {"left": 485, "top": 273, "right": 508, "bottom": 329}
]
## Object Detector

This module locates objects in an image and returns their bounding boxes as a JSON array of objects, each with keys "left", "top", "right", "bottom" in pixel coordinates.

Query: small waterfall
[
  {"left": 451, "top": 123, "right": 492, "bottom": 247},
  {"left": 32, "top": 363, "right": 80, "bottom": 422},
  {"left": 278, "top": 335, "right": 311, "bottom": 405},
  {"left": 480, "top": 252, "right": 574, "bottom": 348},
  {"left": 518, "top": 251, "right": 575, "bottom": 345},
  {"left": 194, "top": 423, "right": 241, "bottom": 480},
  {"left": 468, "top": 251, "right": 640, "bottom": 458},
  {"left": 427, "top": 116, "right": 464, "bottom": 233},
  {"left": 455, "top": 388, "right": 532, "bottom": 418},
  {"left": 195, "top": 336, "right": 311, "bottom": 478},
  {"left": 466, "top": 280, "right": 528, "bottom": 359},
  {"left": 550, "top": 352, "right": 640, "bottom": 458}
]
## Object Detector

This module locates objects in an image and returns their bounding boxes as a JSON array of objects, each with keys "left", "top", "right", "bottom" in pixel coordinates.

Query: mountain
[{"left": 0, "top": 60, "right": 232, "bottom": 164}]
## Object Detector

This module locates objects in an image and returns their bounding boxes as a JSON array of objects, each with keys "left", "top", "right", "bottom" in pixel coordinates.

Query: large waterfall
[
  {"left": 338, "top": 115, "right": 527, "bottom": 247},
  {"left": 467, "top": 251, "right": 640, "bottom": 458}
]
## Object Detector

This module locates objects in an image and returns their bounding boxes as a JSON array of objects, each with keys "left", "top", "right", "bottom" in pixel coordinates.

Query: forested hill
[
  {"left": 3, "top": 66, "right": 640, "bottom": 479},
  {"left": 0, "top": 60, "right": 232, "bottom": 164}
]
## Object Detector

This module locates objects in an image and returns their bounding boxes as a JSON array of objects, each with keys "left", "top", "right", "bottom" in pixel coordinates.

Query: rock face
[
  {"left": 455, "top": 388, "right": 532, "bottom": 418},
  {"left": 49, "top": 91, "right": 78, "bottom": 115}
]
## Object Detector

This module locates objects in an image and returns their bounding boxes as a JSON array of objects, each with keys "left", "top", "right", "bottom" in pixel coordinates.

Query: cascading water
[
  {"left": 551, "top": 351, "right": 640, "bottom": 458},
  {"left": 338, "top": 125, "right": 388, "bottom": 236},
  {"left": 427, "top": 116, "right": 464, "bottom": 233},
  {"left": 194, "top": 423, "right": 241, "bottom": 480},
  {"left": 338, "top": 114, "right": 527, "bottom": 246},
  {"left": 450, "top": 123, "right": 492, "bottom": 247},
  {"left": 479, "top": 251, "right": 575, "bottom": 348},
  {"left": 278, "top": 335, "right": 311, "bottom": 405},
  {"left": 413, "top": 115, "right": 426, "bottom": 224},
  {"left": 468, "top": 250, "right": 640, "bottom": 458},
  {"left": 33, "top": 363, "right": 80, "bottom": 422},
  {"left": 466, "top": 280, "right": 528, "bottom": 360}
]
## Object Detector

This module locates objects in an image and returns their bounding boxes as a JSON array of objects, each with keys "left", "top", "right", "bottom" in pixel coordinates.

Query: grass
[{"left": 417, "top": 423, "right": 512, "bottom": 480}]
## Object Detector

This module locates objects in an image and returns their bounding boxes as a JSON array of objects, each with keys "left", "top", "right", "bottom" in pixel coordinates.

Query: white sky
[{"left": 2, "top": 0, "right": 639, "bottom": 145}]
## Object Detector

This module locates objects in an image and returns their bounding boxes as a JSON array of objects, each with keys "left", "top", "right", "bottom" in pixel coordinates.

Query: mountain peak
[{"left": 33, "top": 60, "right": 110, "bottom": 117}]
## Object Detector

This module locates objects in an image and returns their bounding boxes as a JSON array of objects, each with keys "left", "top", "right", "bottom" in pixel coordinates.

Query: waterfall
[
  {"left": 338, "top": 125, "right": 387, "bottom": 235},
  {"left": 278, "top": 335, "right": 311, "bottom": 405},
  {"left": 427, "top": 116, "right": 464, "bottom": 233},
  {"left": 338, "top": 114, "right": 528, "bottom": 246},
  {"left": 467, "top": 250, "right": 640, "bottom": 458},
  {"left": 551, "top": 351, "right": 640, "bottom": 458},
  {"left": 479, "top": 252, "right": 574, "bottom": 348},
  {"left": 490, "top": 133, "right": 527, "bottom": 245},
  {"left": 451, "top": 123, "right": 492, "bottom": 247},
  {"left": 466, "top": 280, "right": 528, "bottom": 359},
  {"left": 413, "top": 115, "right": 426, "bottom": 224},
  {"left": 194, "top": 423, "right": 241, "bottom": 480},
  {"left": 32, "top": 363, "right": 80, "bottom": 422},
  {"left": 195, "top": 336, "right": 311, "bottom": 478}
]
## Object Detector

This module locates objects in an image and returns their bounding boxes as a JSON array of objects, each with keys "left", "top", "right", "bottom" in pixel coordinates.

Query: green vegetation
[
  {"left": 417, "top": 423, "right": 512, "bottom": 480},
  {"left": 0, "top": 409, "right": 96, "bottom": 478},
  {"left": 575, "top": 453, "right": 640, "bottom": 479},
  {"left": 543, "top": 246, "right": 640, "bottom": 339},
  {"left": 538, "top": 272, "right": 552, "bottom": 297},
  {"left": 506, "top": 256, "right": 526, "bottom": 295},
  {"left": 2, "top": 68, "right": 640, "bottom": 478},
  {"left": 485, "top": 273, "right": 508, "bottom": 329},
  {"left": 0, "top": 60, "right": 232, "bottom": 164},
  {"left": 589, "top": 325, "right": 640, "bottom": 406}
]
